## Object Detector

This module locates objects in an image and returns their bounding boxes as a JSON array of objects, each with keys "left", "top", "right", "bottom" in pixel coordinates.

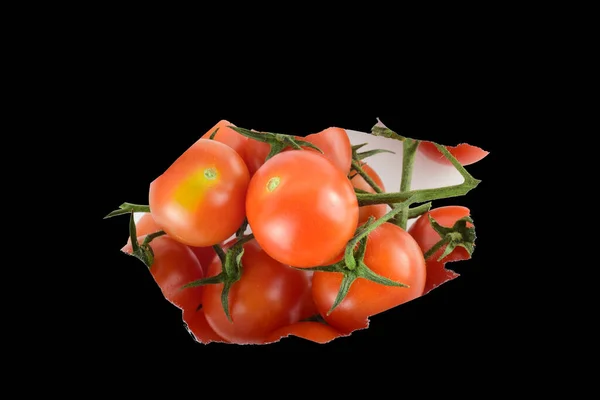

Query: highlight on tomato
[
  {"left": 312, "top": 222, "right": 427, "bottom": 333},
  {"left": 201, "top": 239, "right": 311, "bottom": 344},
  {"left": 122, "top": 234, "right": 205, "bottom": 314},
  {"left": 246, "top": 150, "right": 359, "bottom": 268},
  {"left": 149, "top": 139, "right": 250, "bottom": 247},
  {"left": 408, "top": 206, "right": 475, "bottom": 294}
]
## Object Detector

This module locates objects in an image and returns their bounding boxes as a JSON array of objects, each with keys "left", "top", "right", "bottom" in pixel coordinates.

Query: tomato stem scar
[
  {"left": 204, "top": 168, "right": 218, "bottom": 180},
  {"left": 267, "top": 177, "right": 280, "bottom": 192}
]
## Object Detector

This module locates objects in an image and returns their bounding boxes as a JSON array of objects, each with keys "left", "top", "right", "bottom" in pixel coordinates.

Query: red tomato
[
  {"left": 202, "top": 239, "right": 310, "bottom": 344},
  {"left": 350, "top": 162, "right": 388, "bottom": 224},
  {"left": 294, "top": 271, "right": 319, "bottom": 321},
  {"left": 199, "top": 120, "right": 248, "bottom": 162},
  {"left": 200, "top": 120, "right": 270, "bottom": 177},
  {"left": 241, "top": 130, "right": 271, "bottom": 177},
  {"left": 419, "top": 141, "right": 489, "bottom": 166},
  {"left": 183, "top": 309, "right": 228, "bottom": 344},
  {"left": 123, "top": 213, "right": 216, "bottom": 274},
  {"left": 264, "top": 322, "right": 345, "bottom": 344},
  {"left": 188, "top": 245, "right": 218, "bottom": 273},
  {"left": 312, "top": 222, "right": 426, "bottom": 333},
  {"left": 246, "top": 150, "right": 359, "bottom": 268},
  {"left": 296, "top": 127, "right": 352, "bottom": 175},
  {"left": 149, "top": 139, "right": 250, "bottom": 247},
  {"left": 408, "top": 206, "right": 472, "bottom": 294},
  {"left": 122, "top": 235, "right": 204, "bottom": 314}
]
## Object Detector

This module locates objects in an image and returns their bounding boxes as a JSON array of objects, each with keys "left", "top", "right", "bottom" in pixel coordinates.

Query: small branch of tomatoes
[{"left": 105, "top": 119, "right": 485, "bottom": 344}]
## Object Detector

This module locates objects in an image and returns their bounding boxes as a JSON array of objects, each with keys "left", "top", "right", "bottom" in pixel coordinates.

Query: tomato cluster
[{"left": 111, "top": 120, "right": 485, "bottom": 345}]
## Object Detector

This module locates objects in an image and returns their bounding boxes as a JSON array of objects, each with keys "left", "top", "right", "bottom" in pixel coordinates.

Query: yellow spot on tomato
[{"left": 174, "top": 167, "right": 219, "bottom": 210}]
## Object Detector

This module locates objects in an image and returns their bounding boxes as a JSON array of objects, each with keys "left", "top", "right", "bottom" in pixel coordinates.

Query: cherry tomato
[
  {"left": 419, "top": 141, "right": 489, "bottom": 166},
  {"left": 183, "top": 309, "right": 228, "bottom": 344},
  {"left": 200, "top": 120, "right": 270, "bottom": 177},
  {"left": 264, "top": 322, "right": 345, "bottom": 344},
  {"left": 202, "top": 239, "right": 310, "bottom": 344},
  {"left": 312, "top": 222, "right": 426, "bottom": 333},
  {"left": 241, "top": 131, "right": 271, "bottom": 177},
  {"left": 246, "top": 150, "right": 359, "bottom": 267},
  {"left": 149, "top": 139, "right": 250, "bottom": 247},
  {"left": 294, "top": 271, "right": 319, "bottom": 321},
  {"left": 296, "top": 127, "right": 352, "bottom": 175},
  {"left": 124, "top": 213, "right": 216, "bottom": 274},
  {"left": 122, "top": 235, "right": 205, "bottom": 314},
  {"left": 350, "top": 162, "right": 388, "bottom": 224},
  {"left": 188, "top": 245, "right": 218, "bottom": 273},
  {"left": 124, "top": 213, "right": 162, "bottom": 247},
  {"left": 408, "top": 206, "right": 472, "bottom": 294},
  {"left": 199, "top": 120, "right": 248, "bottom": 162}
]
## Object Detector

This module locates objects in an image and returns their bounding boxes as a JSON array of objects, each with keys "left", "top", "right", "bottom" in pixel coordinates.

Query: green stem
[
  {"left": 351, "top": 160, "right": 382, "bottom": 193},
  {"left": 423, "top": 236, "right": 451, "bottom": 260},
  {"left": 344, "top": 198, "right": 415, "bottom": 269},
  {"left": 408, "top": 202, "right": 432, "bottom": 219},
  {"left": 104, "top": 203, "right": 151, "bottom": 219},
  {"left": 357, "top": 144, "right": 480, "bottom": 207},
  {"left": 397, "top": 138, "right": 419, "bottom": 229}
]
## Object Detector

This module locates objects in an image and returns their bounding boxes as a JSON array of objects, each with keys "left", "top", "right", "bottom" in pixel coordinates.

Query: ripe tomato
[
  {"left": 312, "top": 222, "right": 426, "bottom": 333},
  {"left": 149, "top": 139, "right": 250, "bottom": 247},
  {"left": 124, "top": 212, "right": 216, "bottom": 274},
  {"left": 199, "top": 120, "right": 248, "bottom": 163},
  {"left": 202, "top": 239, "right": 310, "bottom": 344},
  {"left": 124, "top": 213, "right": 162, "bottom": 247},
  {"left": 122, "top": 235, "right": 205, "bottom": 314},
  {"left": 246, "top": 150, "right": 359, "bottom": 268},
  {"left": 294, "top": 271, "right": 318, "bottom": 321},
  {"left": 350, "top": 162, "right": 388, "bottom": 224},
  {"left": 296, "top": 127, "right": 352, "bottom": 175},
  {"left": 408, "top": 206, "right": 472, "bottom": 294},
  {"left": 241, "top": 131, "right": 271, "bottom": 177},
  {"left": 183, "top": 309, "right": 228, "bottom": 344},
  {"left": 200, "top": 120, "right": 270, "bottom": 177},
  {"left": 264, "top": 322, "right": 345, "bottom": 344},
  {"left": 419, "top": 141, "right": 489, "bottom": 166}
]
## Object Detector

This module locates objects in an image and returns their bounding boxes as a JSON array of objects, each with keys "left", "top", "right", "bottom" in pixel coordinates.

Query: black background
[{"left": 92, "top": 52, "right": 510, "bottom": 366}]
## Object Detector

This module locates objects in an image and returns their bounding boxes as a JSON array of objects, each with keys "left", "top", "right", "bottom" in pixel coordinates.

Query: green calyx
[
  {"left": 181, "top": 226, "right": 254, "bottom": 322},
  {"left": 126, "top": 212, "right": 165, "bottom": 267},
  {"left": 423, "top": 215, "right": 476, "bottom": 261},
  {"left": 300, "top": 201, "right": 414, "bottom": 315},
  {"left": 229, "top": 126, "right": 323, "bottom": 161},
  {"left": 104, "top": 202, "right": 151, "bottom": 219}
]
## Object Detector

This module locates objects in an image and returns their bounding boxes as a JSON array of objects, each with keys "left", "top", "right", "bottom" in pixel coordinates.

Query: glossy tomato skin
[
  {"left": 202, "top": 239, "right": 310, "bottom": 344},
  {"left": 264, "top": 322, "right": 345, "bottom": 344},
  {"left": 246, "top": 150, "right": 359, "bottom": 268},
  {"left": 183, "top": 309, "right": 228, "bottom": 344},
  {"left": 408, "top": 206, "right": 472, "bottom": 294},
  {"left": 312, "top": 222, "right": 426, "bottom": 333},
  {"left": 350, "top": 162, "right": 388, "bottom": 224},
  {"left": 149, "top": 139, "right": 250, "bottom": 247},
  {"left": 298, "top": 127, "right": 352, "bottom": 175},
  {"left": 122, "top": 235, "right": 205, "bottom": 314},
  {"left": 419, "top": 141, "right": 489, "bottom": 166}
]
